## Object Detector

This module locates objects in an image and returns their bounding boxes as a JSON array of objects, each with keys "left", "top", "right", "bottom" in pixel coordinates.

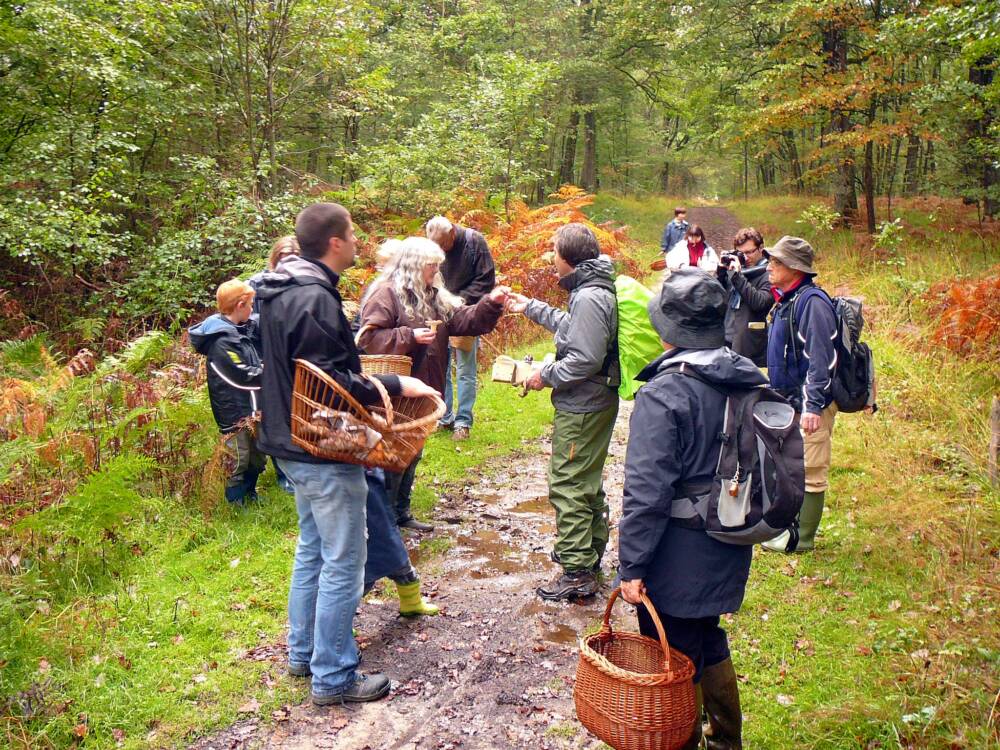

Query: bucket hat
[
  {"left": 646, "top": 267, "right": 727, "bottom": 349},
  {"left": 764, "top": 236, "right": 816, "bottom": 275}
]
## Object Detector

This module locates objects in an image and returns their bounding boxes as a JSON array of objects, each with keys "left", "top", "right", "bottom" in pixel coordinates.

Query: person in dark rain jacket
[
  {"left": 618, "top": 267, "right": 765, "bottom": 750},
  {"left": 189, "top": 279, "right": 266, "bottom": 505},
  {"left": 718, "top": 227, "right": 772, "bottom": 366}
]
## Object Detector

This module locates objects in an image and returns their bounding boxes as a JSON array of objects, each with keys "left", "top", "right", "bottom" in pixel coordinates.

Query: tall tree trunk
[
  {"left": 823, "top": 25, "right": 858, "bottom": 225},
  {"left": 863, "top": 139, "right": 876, "bottom": 234},
  {"left": 581, "top": 108, "right": 597, "bottom": 191},
  {"left": 558, "top": 107, "right": 580, "bottom": 186},
  {"left": 903, "top": 133, "right": 920, "bottom": 196},
  {"left": 969, "top": 54, "right": 999, "bottom": 217}
]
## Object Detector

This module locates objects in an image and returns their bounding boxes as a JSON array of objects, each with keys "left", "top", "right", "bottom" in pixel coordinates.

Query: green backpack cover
[{"left": 614, "top": 275, "right": 664, "bottom": 400}]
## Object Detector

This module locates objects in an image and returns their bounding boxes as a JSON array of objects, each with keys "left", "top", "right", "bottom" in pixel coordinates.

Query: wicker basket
[
  {"left": 355, "top": 325, "right": 413, "bottom": 377},
  {"left": 290, "top": 359, "right": 443, "bottom": 472},
  {"left": 575, "top": 588, "right": 697, "bottom": 750}
]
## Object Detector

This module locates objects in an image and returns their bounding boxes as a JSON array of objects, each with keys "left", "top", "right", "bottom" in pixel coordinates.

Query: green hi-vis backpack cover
[{"left": 614, "top": 275, "right": 664, "bottom": 400}]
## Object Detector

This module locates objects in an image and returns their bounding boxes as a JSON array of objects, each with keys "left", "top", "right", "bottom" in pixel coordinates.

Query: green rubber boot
[
  {"left": 396, "top": 580, "right": 440, "bottom": 617},
  {"left": 762, "top": 492, "right": 826, "bottom": 553},
  {"left": 795, "top": 491, "right": 825, "bottom": 552}
]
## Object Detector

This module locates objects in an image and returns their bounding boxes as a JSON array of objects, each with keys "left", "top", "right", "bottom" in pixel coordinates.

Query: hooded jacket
[
  {"left": 721, "top": 259, "right": 772, "bottom": 366},
  {"left": 618, "top": 347, "right": 767, "bottom": 618},
  {"left": 524, "top": 256, "right": 619, "bottom": 414},
  {"left": 357, "top": 284, "right": 503, "bottom": 393},
  {"left": 254, "top": 255, "right": 402, "bottom": 464},
  {"left": 188, "top": 313, "right": 262, "bottom": 433},
  {"left": 665, "top": 240, "right": 720, "bottom": 273},
  {"left": 440, "top": 226, "right": 496, "bottom": 305}
]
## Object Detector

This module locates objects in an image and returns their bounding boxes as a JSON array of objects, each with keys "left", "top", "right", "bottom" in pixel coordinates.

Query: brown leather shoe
[{"left": 452, "top": 426, "right": 470, "bottom": 441}]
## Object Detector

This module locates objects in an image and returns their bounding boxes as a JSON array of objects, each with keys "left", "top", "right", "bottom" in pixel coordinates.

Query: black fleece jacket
[
  {"left": 254, "top": 255, "right": 401, "bottom": 463},
  {"left": 440, "top": 226, "right": 496, "bottom": 304}
]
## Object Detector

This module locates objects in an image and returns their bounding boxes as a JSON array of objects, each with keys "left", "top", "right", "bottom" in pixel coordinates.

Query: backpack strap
[{"left": 786, "top": 285, "right": 835, "bottom": 362}]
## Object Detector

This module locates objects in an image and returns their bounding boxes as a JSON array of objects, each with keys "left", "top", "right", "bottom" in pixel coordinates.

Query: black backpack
[
  {"left": 665, "top": 365, "right": 806, "bottom": 547},
  {"left": 790, "top": 291, "right": 877, "bottom": 414}
]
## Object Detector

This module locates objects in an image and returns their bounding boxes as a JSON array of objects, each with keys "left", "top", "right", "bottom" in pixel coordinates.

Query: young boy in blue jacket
[{"left": 189, "top": 279, "right": 266, "bottom": 504}]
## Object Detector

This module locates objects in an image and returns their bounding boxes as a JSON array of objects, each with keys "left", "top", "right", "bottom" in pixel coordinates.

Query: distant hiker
[
  {"left": 760, "top": 236, "right": 837, "bottom": 554},
  {"left": 660, "top": 206, "right": 689, "bottom": 254},
  {"left": 188, "top": 279, "right": 266, "bottom": 505},
  {"left": 619, "top": 267, "right": 766, "bottom": 750},
  {"left": 247, "top": 235, "right": 300, "bottom": 494},
  {"left": 425, "top": 216, "right": 496, "bottom": 441},
  {"left": 358, "top": 237, "right": 509, "bottom": 532},
  {"left": 505, "top": 223, "right": 619, "bottom": 602},
  {"left": 255, "top": 202, "right": 437, "bottom": 705},
  {"left": 718, "top": 227, "right": 772, "bottom": 367},
  {"left": 665, "top": 224, "right": 720, "bottom": 274}
]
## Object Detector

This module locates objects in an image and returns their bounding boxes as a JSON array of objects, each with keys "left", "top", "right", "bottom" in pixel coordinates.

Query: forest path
[{"left": 190, "top": 207, "right": 744, "bottom": 750}]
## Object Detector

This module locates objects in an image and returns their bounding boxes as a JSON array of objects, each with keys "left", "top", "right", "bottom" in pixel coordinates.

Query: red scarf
[
  {"left": 687, "top": 241, "right": 706, "bottom": 267},
  {"left": 772, "top": 274, "right": 806, "bottom": 302}
]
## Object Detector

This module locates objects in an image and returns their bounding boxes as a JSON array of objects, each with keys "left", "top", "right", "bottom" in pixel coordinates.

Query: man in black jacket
[
  {"left": 619, "top": 268, "right": 765, "bottom": 749},
  {"left": 718, "top": 227, "right": 772, "bottom": 366},
  {"left": 256, "top": 202, "right": 436, "bottom": 706},
  {"left": 425, "top": 215, "right": 496, "bottom": 441},
  {"left": 189, "top": 279, "right": 266, "bottom": 505}
]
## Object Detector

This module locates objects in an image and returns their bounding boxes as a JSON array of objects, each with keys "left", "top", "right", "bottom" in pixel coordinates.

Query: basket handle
[
  {"left": 601, "top": 587, "right": 673, "bottom": 677},
  {"left": 364, "top": 371, "right": 394, "bottom": 429}
]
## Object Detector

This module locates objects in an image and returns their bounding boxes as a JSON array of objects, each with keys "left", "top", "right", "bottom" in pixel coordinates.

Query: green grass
[{"left": 3, "top": 194, "right": 998, "bottom": 749}]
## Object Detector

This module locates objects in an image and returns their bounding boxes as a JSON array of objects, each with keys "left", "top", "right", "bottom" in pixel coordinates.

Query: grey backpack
[{"left": 665, "top": 366, "right": 806, "bottom": 546}]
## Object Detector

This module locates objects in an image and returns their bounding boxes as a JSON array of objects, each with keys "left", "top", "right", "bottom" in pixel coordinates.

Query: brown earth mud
[{"left": 190, "top": 208, "right": 747, "bottom": 750}]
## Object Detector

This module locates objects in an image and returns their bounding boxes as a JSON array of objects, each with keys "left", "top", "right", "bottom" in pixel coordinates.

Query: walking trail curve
[{"left": 191, "top": 207, "right": 746, "bottom": 750}]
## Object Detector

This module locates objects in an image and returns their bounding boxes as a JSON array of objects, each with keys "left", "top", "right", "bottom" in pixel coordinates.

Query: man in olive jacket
[
  {"left": 619, "top": 268, "right": 764, "bottom": 749},
  {"left": 507, "top": 223, "right": 619, "bottom": 602}
]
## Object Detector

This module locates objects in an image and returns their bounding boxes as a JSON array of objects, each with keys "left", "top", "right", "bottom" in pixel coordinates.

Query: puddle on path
[
  {"left": 509, "top": 496, "right": 551, "bottom": 515},
  {"left": 454, "top": 529, "right": 549, "bottom": 578}
]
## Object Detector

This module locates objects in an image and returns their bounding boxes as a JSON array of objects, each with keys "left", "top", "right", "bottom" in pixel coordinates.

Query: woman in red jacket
[{"left": 359, "top": 236, "right": 509, "bottom": 530}]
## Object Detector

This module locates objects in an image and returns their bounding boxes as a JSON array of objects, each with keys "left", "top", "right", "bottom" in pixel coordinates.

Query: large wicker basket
[
  {"left": 575, "top": 588, "right": 697, "bottom": 750},
  {"left": 355, "top": 325, "right": 413, "bottom": 376},
  {"left": 290, "top": 359, "right": 443, "bottom": 472}
]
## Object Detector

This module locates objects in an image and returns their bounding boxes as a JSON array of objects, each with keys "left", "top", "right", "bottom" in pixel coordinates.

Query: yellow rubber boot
[{"left": 396, "top": 580, "right": 439, "bottom": 617}]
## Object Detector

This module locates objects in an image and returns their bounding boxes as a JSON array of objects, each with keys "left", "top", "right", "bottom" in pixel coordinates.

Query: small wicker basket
[
  {"left": 355, "top": 325, "right": 413, "bottom": 376},
  {"left": 575, "top": 588, "right": 697, "bottom": 750},
  {"left": 290, "top": 359, "right": 442, "bottom": 472}
]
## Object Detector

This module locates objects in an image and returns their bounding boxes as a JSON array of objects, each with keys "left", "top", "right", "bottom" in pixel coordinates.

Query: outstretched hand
[
  {"left": 487, "top": 285, "right": 513, "bottom": 305},
  {"left": 505, "top": 292, "right": 530, "bottom": 315},
  {"left": 523, "top": 369, "right": 545, "bottom": 391},
  {"left": 412, "top": 327, "right": 436, "bottom": 345}
]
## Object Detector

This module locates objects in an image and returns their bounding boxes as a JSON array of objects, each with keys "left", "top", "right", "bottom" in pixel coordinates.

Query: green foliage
[
  {"left": 18, "top": 455, "right": 157, "bottom": 540},
  {"left": 796, "top": 203, "right": 841, "bottom": 234}
]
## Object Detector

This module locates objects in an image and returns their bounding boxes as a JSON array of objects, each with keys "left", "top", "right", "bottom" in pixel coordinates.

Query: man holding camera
[{"left": 718, "top": 227, "right": 772, "bottom": 367}]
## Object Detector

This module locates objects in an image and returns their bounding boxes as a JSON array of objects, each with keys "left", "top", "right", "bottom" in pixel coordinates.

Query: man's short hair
[
  {"left": 425, "top": 215, "right": 454, "bottom": 239},
  {"left": 733, "top": 227, "right": 764, "bottom": 249},
  {"left": 553, "top": 223, "right": 600, "bottom": 267},
  {"left": 295, "top": 203, "right": 350, "bottom": 259},
  {"left": 674, "top": 206, "right": 687, "bottom": 216},
  {"left": 216, "top": 279, "right": 254, "bottom": 315}
]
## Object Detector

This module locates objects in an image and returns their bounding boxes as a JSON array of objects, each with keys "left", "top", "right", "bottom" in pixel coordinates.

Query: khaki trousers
[{"left": 803, "top": 404, "right": 837, "bottom": 493}]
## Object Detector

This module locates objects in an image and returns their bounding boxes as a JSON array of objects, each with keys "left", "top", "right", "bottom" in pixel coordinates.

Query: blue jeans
[
  {"left": 277, "top": 459, "right": 367, "bottom": 695},
  {"left": 441, "top": 338, "right": 478, "bottom": 428}
]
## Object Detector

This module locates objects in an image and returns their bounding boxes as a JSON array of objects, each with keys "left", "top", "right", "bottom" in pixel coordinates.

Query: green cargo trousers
[{"left": 548, "top": 404, "right": 618, "bottom": 572}]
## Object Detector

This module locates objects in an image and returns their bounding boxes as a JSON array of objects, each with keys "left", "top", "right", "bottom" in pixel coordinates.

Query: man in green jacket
[{"left": 506, "top": 223, "right": 619, "bottom": 601}]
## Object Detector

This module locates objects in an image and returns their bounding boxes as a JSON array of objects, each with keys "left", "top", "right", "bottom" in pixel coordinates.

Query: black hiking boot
[
  {"left": 311, "top": 672, "right": 390, "bottom": 705},
  {"left": 536, "top": 570, "right": 599, "bottom": 601},
  {"left": 550, "top": 549, "right": 602, "bottom": 576}
]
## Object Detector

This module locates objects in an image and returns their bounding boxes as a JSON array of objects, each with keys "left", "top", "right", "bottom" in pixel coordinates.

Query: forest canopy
[{"left": 1, "top": 0, "right": 998, "bottom": 332}]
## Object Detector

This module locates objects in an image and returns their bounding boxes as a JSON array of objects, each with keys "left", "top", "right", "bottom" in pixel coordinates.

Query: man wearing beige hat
[{"left": 760, "top": 236, "right": 838, "bottom": 553}]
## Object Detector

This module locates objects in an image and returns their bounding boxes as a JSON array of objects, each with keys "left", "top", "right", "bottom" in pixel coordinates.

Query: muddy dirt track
[{"left": 191, "top": 207, "right": 745, "bottom": 750}]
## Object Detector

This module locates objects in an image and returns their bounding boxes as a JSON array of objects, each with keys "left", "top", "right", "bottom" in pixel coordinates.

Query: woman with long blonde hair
[{"left": 359, "top": 237, "right": 508, "bottom": 530}]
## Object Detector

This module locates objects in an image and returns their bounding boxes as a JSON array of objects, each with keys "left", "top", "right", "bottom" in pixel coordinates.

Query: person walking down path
[
  {"left": 506, "top": 223, "right": 619, "bottom": 602},
  {"left": 189, "top": 279, "right": 267, "bottom": 506},
  {"left": 660, "top": 206, "right": 689, "bottom": 254},
  {"left": 424, "top": 216, "right": 496, "bottom": 441},
  {"left": 761, "top": 236, "right": 838, "bottom": 554},
  {"left": 619, "top": 267, "right": 766, "bottom": 750},
  {"left": 665, "top": 224, "right": 721, "bottom": 274},
  {"left": 255, "top": 202, "right": 437, "bottom": 706},
  {"left": 358, "top": 236, "right": 508, "bottom": 532}
]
